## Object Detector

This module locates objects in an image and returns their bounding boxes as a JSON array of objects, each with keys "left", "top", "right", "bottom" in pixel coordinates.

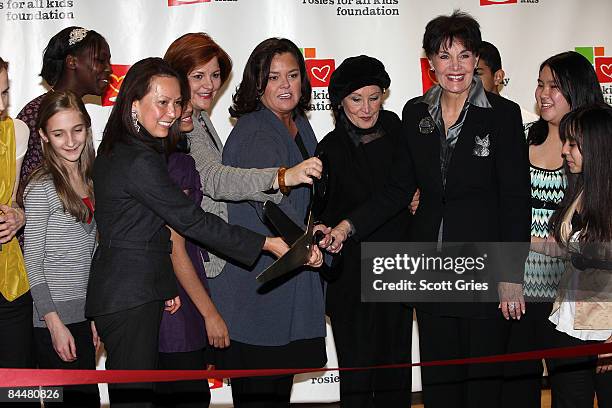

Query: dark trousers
[
  {"left": 0, "top": 292, "right": 33, "bottom": 368},
  {"left": 546, "top": 329, "right": 612, "bottom": 408},
  {"left": 0, "top": 292, "right": 38, "bottom": 408},
  {"left": 416, "top": 309, "right": 510, "bottom": 408},
  {"left": 215, "top": 338, "right": 326, "bottom": 408},
  {"left": 155, "top": 349, "right": 210, "bottom": 408},
  {"left": 94, "top": 301, "right": 164, "bottom": 408},
  {"left": 501, "top": 302, "right": 557, "bottom": 408},
  {"left": 330, "top": 303, "right": 413, "bottom": 408},
  {"left": 33, "top": 320, "right": 100, "bottom": 407},
  {"left": 230, "top": 375, "right": 294, "bottom": 408}
]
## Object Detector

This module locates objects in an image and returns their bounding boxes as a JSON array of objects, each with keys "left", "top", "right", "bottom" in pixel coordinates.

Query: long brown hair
[
  {"left": 551, "top": 103, "right": 612, "bottom": 245},
  {"left": 26, "top": 91, "right": 95, "bottom": 223}
]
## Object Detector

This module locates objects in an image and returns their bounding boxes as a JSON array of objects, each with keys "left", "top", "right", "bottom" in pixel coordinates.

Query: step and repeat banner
[{"left": 1, "top": 0, "right": 611, "bottom": 405}]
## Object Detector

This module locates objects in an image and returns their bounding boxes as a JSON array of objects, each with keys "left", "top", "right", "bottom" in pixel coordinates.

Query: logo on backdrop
[
  {"left": 302, "top": 47, "right": 335, "bottom": 88},
  {"left": 208, "top": 378, "right": 224, "bottom": 389},
  {"left": 419, "top": 58, "right": 437, "bottom": 94},
  {"left": 102, "top": 64, "right": 131, "bottom": 107},
  {"left": 301, "top": 47, "right": 335, "bottom": 111},
  {"left": 168, "top": 0, "right": 211, "bottom": 6},
  {"left": 575, "top": 46, "right": 612, "bottom": 104},
  {"left": 480, "top": 0, "right": 517, "bottom": 5},
  {"left": 479, "top": 0, "right": 538, "bottom": 6}
]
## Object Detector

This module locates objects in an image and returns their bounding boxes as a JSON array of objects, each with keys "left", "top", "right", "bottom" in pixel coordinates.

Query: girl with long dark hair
[
  {"left": 503, "top": 51, "right": 605, "bottom": 407},
  {"left": 545, "top": 104, "right": 612, "bottom": 408}
]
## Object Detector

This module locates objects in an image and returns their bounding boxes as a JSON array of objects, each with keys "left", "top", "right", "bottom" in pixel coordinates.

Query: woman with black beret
[{"left": 315, "top": 55, "right": 414, "bottom": 407}]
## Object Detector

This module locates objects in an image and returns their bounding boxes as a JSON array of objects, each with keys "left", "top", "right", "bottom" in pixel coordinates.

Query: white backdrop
[{"left": 2, "top": 0, "right": 612, "bottom": 405}]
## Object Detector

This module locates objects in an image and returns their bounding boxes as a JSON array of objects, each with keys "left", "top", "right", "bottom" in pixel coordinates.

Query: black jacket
[
  {"left": 348, "top": 92, "right": 531, "bottom": 317},
  {"left": 85, "top": 136, "right": 264, "bottom": 317},
  {"left": 315, "top": 110, "right": 412, "bottom": 312}
]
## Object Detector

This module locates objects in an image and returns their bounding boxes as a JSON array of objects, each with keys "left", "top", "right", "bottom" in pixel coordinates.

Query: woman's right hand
[
  {"left": 263, "top": 236, "right": 290, "bottom": 258},
  {"left": 0, "top": 204, "right": 25, "bottom": 244},
  {"left": 205, "top": 312, "right": 230, "bottom": 349},
  {"left": 45, "top": 313, "right": 77, "bottom": 362},
  {"left": 306, "top": 244, "right": 324, "bottom": 268},
  {"left": 284, "top": 157, "right": 323, "bottom": 186}
]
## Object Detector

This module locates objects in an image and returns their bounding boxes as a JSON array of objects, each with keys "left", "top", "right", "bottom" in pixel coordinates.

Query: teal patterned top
[
  {"left": 524, "top": 123, "right": 568, "bottom": 299},
  {"left": 530, "top": 164, "right": 566, "bottom": 238}
]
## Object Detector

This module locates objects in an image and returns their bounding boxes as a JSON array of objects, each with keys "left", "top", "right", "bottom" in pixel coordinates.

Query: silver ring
[{"left": 508, "top": 303, "right": 516, "bottom": 310}]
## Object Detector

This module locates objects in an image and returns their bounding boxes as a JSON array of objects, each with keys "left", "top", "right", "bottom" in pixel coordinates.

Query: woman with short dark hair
[
  {"left": 327, "top": 10, "right": 531, "bottom": 408},
  {"left": 210, "top": 37, "right": 327, "bottom": 407}
]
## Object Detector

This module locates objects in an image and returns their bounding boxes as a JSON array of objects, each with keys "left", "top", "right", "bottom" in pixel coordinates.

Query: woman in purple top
[{"left": 156, "top": 101, "right": 227, "bottom": 408}]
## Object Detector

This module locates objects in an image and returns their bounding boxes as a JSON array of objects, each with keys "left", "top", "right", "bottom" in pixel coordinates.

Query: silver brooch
[
  {"left": 473, "top": 134, "right": 490, "bottom": 157},
  {"left": 418, "top": 117, "right": 435, "bottom": 134},
  {"left": 68, "top": 28, "right": 89, "bottom": 46}
]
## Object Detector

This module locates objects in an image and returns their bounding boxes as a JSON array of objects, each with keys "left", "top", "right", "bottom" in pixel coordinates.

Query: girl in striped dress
[
  {"left": 502, "top": 51, "right": 605, "bottom": 408},
  {"left": 23, "top": 91, "right": 100, "bottom": 407}
]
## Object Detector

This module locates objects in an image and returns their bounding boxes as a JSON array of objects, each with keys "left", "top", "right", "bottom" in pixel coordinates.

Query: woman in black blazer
[
  {"left": 85, "top": 58, "right": 297, "bottom": 408},
  {"left": 326, "top": 11, "right": 530, "bottom": 408}
]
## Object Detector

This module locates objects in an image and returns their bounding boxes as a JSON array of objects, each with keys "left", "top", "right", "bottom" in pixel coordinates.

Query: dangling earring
[{"left": 131, "top": 110, "right": 140, "bottom": 133}]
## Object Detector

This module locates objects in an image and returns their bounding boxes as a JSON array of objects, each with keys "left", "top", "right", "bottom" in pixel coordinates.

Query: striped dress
[
  {"left": 523, "top": 164, "right": 567, "bottom": 299},
  {"left": 23, "top": 176, "right": 97, "bottom": 327}
]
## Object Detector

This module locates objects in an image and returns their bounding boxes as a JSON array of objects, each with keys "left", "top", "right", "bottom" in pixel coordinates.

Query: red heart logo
[
  {"left": 305, "top": 59, "right": 335, "bottom": 88},
  {"left": 599, "top": 64, "right": 612, "bottom": 79},
  {"left": 208, "top": 378, "right": 224, "bottom": 389},
  {"left": 102, "top": 64, "right": 131, "bottom": 106},
  {"left": 168, "top": 0, "right": 210, "bottom": 6},
  {"left": 596, "top": 57, "right": 612, "bottom": 83},
  {"left": 311, "top": 65, "right": 330, "bottom": 83},
  {"left": 479, "top": 0, "right": 516, "bottom": 5}
]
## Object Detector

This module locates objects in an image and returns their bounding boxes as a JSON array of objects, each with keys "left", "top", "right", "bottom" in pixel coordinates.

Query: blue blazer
[{"left": 209, "top": 107, "right": 326, "bottom": 347}]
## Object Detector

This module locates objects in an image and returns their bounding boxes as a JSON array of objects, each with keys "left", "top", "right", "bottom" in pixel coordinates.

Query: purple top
[
  {"left": 16, "top": 94, "right": 46, "bottom": 248},
  {"left": 17, "top": 94, "right": 46, "bottom": 186},
  {"left": 158, "top": 153, "right": 210, "bottom": 353}
]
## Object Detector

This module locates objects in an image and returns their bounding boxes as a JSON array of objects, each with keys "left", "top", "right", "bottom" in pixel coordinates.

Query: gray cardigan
[
  {"left": 23, "top": 177, "right": 97, "bottom": 327},
  {"left": 187, "top": 111, "right": 282, "bottom": 277},
  {"left": 209, "top": 108, "right": 326, "bottom": 346}
]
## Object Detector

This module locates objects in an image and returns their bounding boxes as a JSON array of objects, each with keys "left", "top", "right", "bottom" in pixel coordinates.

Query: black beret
[{"left": 328, "top": 55, "right": 391, "bottom": 108}]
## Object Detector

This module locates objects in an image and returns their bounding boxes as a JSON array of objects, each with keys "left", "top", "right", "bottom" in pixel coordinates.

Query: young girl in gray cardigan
[{"left": 23, "top": 91, "right": 100, "bottom": 407}]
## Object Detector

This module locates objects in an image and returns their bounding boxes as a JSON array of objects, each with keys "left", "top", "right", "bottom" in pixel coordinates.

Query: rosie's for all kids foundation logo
[
  {"left": 168, "top": 0, "right": 210, "bottom": 6},
  {"left": 479, "top": 0, "right": 538, "bottom": 6},
  {"left": 576, "top": 46, "right": 612, "bottom": 104},
  {"left": 208, "top": 378, "right": 223, "bottom": 389},
  {"left": 480, "top": 0, "right": 517, "bottom": 5},
  {"left": 301, "top": 47, "right": 335, "bottom": 111},
  {"left": 302, "top": 47, "right": 335, "bottom": 88},
  {"left": 102, "top": 64, "right": 130, "bottom": 107}
]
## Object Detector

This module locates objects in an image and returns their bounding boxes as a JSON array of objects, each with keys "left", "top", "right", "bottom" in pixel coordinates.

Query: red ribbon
[{"left": 1, "top": 342, "right": 610, "bottom": 387}]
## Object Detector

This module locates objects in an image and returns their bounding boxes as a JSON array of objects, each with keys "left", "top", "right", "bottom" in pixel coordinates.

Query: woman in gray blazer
[{"left": 164, "top": 33, "right": 322, "bottom": 278}]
